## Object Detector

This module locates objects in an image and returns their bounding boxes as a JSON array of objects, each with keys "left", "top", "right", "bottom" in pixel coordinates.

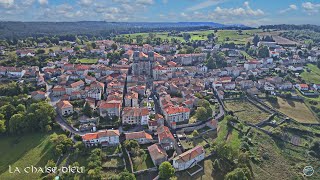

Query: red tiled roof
[
  {"left": 299, "top": 84, "right": 308, "bottom": 88},
  {"left": 164, "top": 106, "right": 190, "bottom": 115},
  {"left": 157, "top": 126, "right": 174, "bottom": 142},
  {"left": 31, "top": 91, "right": 45, "bottom": 96},
  {"left": 125, "top": 131, "right": 153, "bottom": 140},
  {"left": 99, "top": 100, "right": 121, "bottom": 109},
  {"left": 82, "top": 129, "right": 120, "bottom": 141},
  {"left": 82, "top": 133, "right": 98, "bottom": 141},
  {"left": 122, "top": 107, "right": 149, "bottom": 117},
  {"left": 148, "top": 144, "right": 167, "bottom": 161},
  {"left": 70, "top": 80, "right": 84, "bottom": 88},
  {"left": 173, "top": 146, "right": 204, "bottom": 163},
  {"left": 56, "top": 100, "right": 73, "bottom": 109}
]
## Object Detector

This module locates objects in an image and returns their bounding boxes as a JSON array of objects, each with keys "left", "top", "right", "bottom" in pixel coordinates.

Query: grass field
[
  {"left": 180, "top": 138, "right": 208, "bottom": 150},
  {"left": 224, "top": 99, "right": 271, "bottom": 124},
  {"left": 265, "top": 97, "right": 318, "bottom": 123},
  {"left": 0, "top": 133, "right": 56, "bottom": 180},
  {"left": 132, "top": 151, "right": 154, "bottom": 171},
  {"left": 250, "top": 128, "right": 320, "bottom": 180},
  {"left": 301, "top": 64, "right": 320, "bottom": 84},
  {"left": 119, "top": 29, "right": 261, "bottom": 44},
  {"left": 240, "top": 50, "right": 253, "bottom": 59},
  {"left": 102, "top": 157, "right": 124, "bottom": 168},
  {"left": 77, "top": 58, "right": 98, "bottom": 64}
]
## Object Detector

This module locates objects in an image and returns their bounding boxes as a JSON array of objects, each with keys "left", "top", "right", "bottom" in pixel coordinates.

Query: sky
[{"left": 0, "top": 0, "right": 320, "bottom": 26}]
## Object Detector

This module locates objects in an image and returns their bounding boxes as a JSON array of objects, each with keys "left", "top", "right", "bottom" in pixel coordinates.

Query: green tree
[
  {"left": 258, "top": 45, "right": 269, "bottom": 58},
  {"left": 46, "top": 159, "right": 56, "bottom": 168},
  {"left": 194, "top": 47, "right": 202, "bottom": 53},
  {"left": 9, "top": 113, "right": 24, "bottom": 134},
  {"left": 252, "top": 35, "right": 260, "bottom": 46},
  {"left": 119, "top": 171, "right": 136, "bottom": 180},
  {"left": 195, "top": 107, "right": 208, "bottom": 121},
  {"left": 123, "top": 140, "right": 139, "bottom": 152},
  {"left": 16, "top": 104, "right": 26, "bottom": 113},
  {"left": 28, "top": 101, "right": 56, "bottom": 131},
  {"left": 206, "top": 56, "right": 216, "bottom": 69},
  {"left": 0, "top": 120, "right": 6, "bottom": 133},
  {"left": 83, "top": 102, "right": 93, "bottom": 117},
  {"left": 74, "top": 46, "right": 80, "bottom": 51},
  {"left": 0, "top": 104, "right": 16, "bottom": 120},
  {"left": 87, "top": 168, "right": 101, "bottom": 180},
  {"left": 50, "top": 133, "right": 73, "bottom": 155},
  {"left": 111, "top": 43, "right": 118, "bottom": 51},
  {"left": 159, "top": 161, "right": 175, "bottom": 179},
  {"left": 216, "top": 142, "right": 237, "bottom": 161},
  {"left": 136, "top": 35, "right": 143, "bottom": 44},
  {"left": 224, "top": 167, "right": 252, "bottom": 180},
  {"left": 182, "top": 33, "right": 191, "bottom": 41}
]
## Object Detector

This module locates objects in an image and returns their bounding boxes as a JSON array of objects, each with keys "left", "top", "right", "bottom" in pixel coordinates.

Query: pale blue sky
[{"left": 0, "top": 0, "right": 320, "bottom": 26}]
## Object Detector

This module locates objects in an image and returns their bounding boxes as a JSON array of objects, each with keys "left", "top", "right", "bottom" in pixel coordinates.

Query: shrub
[
  {"left": 309, "top": 100, "right": 318, "bottom": 105},
  {"left": 74, "top": 134, "right": 82, "bottom": 141}
]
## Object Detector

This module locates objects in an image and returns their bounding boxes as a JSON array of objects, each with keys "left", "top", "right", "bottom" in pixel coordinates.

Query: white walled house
[
  {"left": 56, "top": 100, "right": 73, "bottom": 116},
  {"left": 173, "top": 146, "right": 205, "bottom": 171},
  {"left": 82, "top": 129, "right": 120, "bottom": 147},
  {"left": 125, "top": 131, "right": 153, "bottom": 144},
  {"left": 122, "top": 107, "right": 150, "bottom": 125}
]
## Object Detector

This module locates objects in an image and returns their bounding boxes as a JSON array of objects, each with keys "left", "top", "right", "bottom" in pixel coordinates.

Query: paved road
[
  {"left": 46, "top": 83, "right": 84, "bottom": 136},
  {"left": 55, "top": 113, "right": 84, "bottom": 135}
]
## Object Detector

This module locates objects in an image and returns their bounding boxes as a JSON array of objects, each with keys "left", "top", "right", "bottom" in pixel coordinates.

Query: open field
[
  {"left": 250, "top": 128, "right": 320, "bottom": 180},
  {"left": 180, "top": 138, "right": 208, "bottom": 150},
  {"left": 0, "top": 133, "right": 56, "bottom": 180},
  {"left": 265, "top": 97, "right": 318, "bottom": 123},
  {"left": 76, "top": 58, "right": 98, "bottom": 64},
  {"left": 301, "top": 64, "right": 320, "bottom": 84},
  {"left": 246, "top": 30, "right": 299, "bottom": 45},
  {"left": 119, "top": 29, "right": 261, "bottom": 44},
  {"left": 224, "top": 99, "right": 271, "bottom": 124}
]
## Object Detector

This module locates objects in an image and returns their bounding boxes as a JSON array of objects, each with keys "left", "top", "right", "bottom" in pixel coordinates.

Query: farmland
[
  {"left": 224, "top": 99, "right": 271, "bottom": 124},
  {"left": 301, "top": 63, "right": 320, "bottom": 84},
  {"left": 119, "top": 29, "right": 261, "bottom": 44},
  {"left": 265, "top": 97, "right": 318, "bottom": 124}
]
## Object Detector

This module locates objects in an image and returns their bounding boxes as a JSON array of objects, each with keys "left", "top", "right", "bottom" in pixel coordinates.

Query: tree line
[{"left": 0, "top": 95, "right": 56, "bottom": 135}]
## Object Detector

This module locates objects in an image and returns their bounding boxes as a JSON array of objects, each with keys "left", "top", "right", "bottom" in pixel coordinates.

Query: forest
[{"left": 0, "top": 21, "right": 251, "bottom": 40}]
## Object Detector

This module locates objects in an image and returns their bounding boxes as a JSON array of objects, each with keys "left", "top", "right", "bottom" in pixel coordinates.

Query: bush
[
  {"left": 309, "top": 100, "right": 318, "bottom": 105},
  {"left": 191, "top": 130, "right": 199, "bottom": 137},
  {"left": 74, "top": 134, "right": 82, "bottom": 141},
  {"left": 267, "top": 95, "right": 278, "bottom": 102},
  {"left": 262, "top": 152, "right": 270, "bottom": 160}
]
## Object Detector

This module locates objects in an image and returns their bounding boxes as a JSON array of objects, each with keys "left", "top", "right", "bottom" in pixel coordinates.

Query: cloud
[
  {"left": 162, "top": 0, "right": 168, "bottom": 4},
  {"left": 180, "top": 2, "right": 265, "bottom": 26},
  {"left": 213, "top": 2, "right": 264, "bottom": 17},
  {"left": 186, "top": 0, "right": 226, "bottom": 11},
  {"left": 136, "top": 0, "right": 154, "bottom": 5},
  {"left": 0, "top": 0, "right": 15, "bottom": 8},
  {"left": 302, "top": 2, "right": 320, "bottom": 14},
  {"left": 79, "top": 0, "right": 93, "bottom": 6},
  {"left": 279, "top": 4, "right": 297, "bottom": 14},
  {"left": 22, "top": 0, "right": 35, "bottom": 6},
  {"left": 38, "top": 0, "right": 48, "bottom": 6}
]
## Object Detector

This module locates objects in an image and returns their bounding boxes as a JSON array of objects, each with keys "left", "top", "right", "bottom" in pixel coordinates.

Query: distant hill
[
  {"left": 259, "top": 24, "right": 320, "bottom": 32},
  {"left": 0, "top": 21, "right": 250, "bottom": 39}
]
